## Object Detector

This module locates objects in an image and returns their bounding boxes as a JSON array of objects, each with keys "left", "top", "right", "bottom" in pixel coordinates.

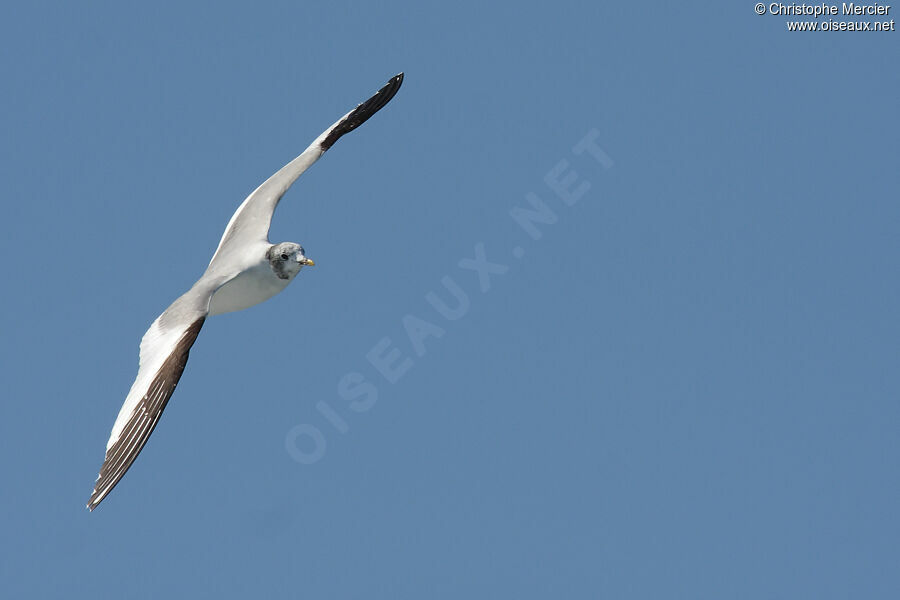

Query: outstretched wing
[
  {"left": 207, "top": 73, "right": 404, "bottom": 269},
  {"left": 87, "top": 281, "right": 220, "bottom": 511}
]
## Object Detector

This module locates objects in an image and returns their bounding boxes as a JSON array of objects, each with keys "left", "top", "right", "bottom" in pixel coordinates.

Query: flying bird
[{"left": 87, "top": 73, "right": 404, "bottom": 511}]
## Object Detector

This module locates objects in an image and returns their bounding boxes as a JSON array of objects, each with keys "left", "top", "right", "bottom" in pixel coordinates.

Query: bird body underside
[{"left": 208, "top": 257, "right": 290, "bottom": 315}]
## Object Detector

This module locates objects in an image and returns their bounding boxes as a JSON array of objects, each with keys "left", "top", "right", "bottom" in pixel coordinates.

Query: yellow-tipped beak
[{"left": 302, "top": 258, "right": 315, "bottom": 266}]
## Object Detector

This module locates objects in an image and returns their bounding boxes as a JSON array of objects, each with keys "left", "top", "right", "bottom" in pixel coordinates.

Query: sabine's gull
[{"left": 87, "top": 73, "right": 404, "bottom": 511}]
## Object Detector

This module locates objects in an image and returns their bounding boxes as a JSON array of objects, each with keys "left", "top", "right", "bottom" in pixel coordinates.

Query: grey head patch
[{"left": 266, "top": 242, "right": 301, "bottom": 280}]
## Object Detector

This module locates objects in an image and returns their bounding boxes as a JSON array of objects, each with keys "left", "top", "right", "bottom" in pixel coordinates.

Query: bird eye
[{"left": 280, "top": 253, "right": 289, "bottom": 260}]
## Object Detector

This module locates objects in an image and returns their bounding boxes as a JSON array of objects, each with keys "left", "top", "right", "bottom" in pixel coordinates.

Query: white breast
[{"left": 208, "top": 262, "right": 291, "bottom": 315}]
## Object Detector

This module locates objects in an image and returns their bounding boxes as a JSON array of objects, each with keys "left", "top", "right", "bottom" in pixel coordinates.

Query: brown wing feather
[
  {"left": 87, "top": 317, "right": 205, "bottom": 511},
  {"left": 320, "top": 73, "right": 403, "bottom": 151}
]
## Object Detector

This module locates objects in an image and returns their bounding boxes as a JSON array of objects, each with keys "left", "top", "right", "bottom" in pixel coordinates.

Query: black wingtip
[{"left": 320, "top": 73, "right": 404, "bottom": 151}]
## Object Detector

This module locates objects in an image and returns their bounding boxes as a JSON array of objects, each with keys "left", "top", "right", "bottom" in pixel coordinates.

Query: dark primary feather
[
  {"left": 320, "top": 73, "right": 404, "bottom": 151},
  {"left": 87, "top": 317, "right": 206, "bottom": 511}
]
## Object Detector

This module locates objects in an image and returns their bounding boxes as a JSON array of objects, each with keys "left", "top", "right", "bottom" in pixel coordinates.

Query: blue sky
[{"left": 1, "top": 1, "right": 897, "bottom": 598}]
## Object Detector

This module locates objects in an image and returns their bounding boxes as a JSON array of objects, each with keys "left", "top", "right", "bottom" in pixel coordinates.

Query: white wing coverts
[
  {"left": 87, "top": 280, "right": 222, "bottom": 510},
  {"left": 207, "top": 73, "right": 404, "bottom": 272}
]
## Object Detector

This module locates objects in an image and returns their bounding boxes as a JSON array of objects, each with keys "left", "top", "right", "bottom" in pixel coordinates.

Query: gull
[{"left": 87, "top": 73, "right": 404, "bottom": 511}]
